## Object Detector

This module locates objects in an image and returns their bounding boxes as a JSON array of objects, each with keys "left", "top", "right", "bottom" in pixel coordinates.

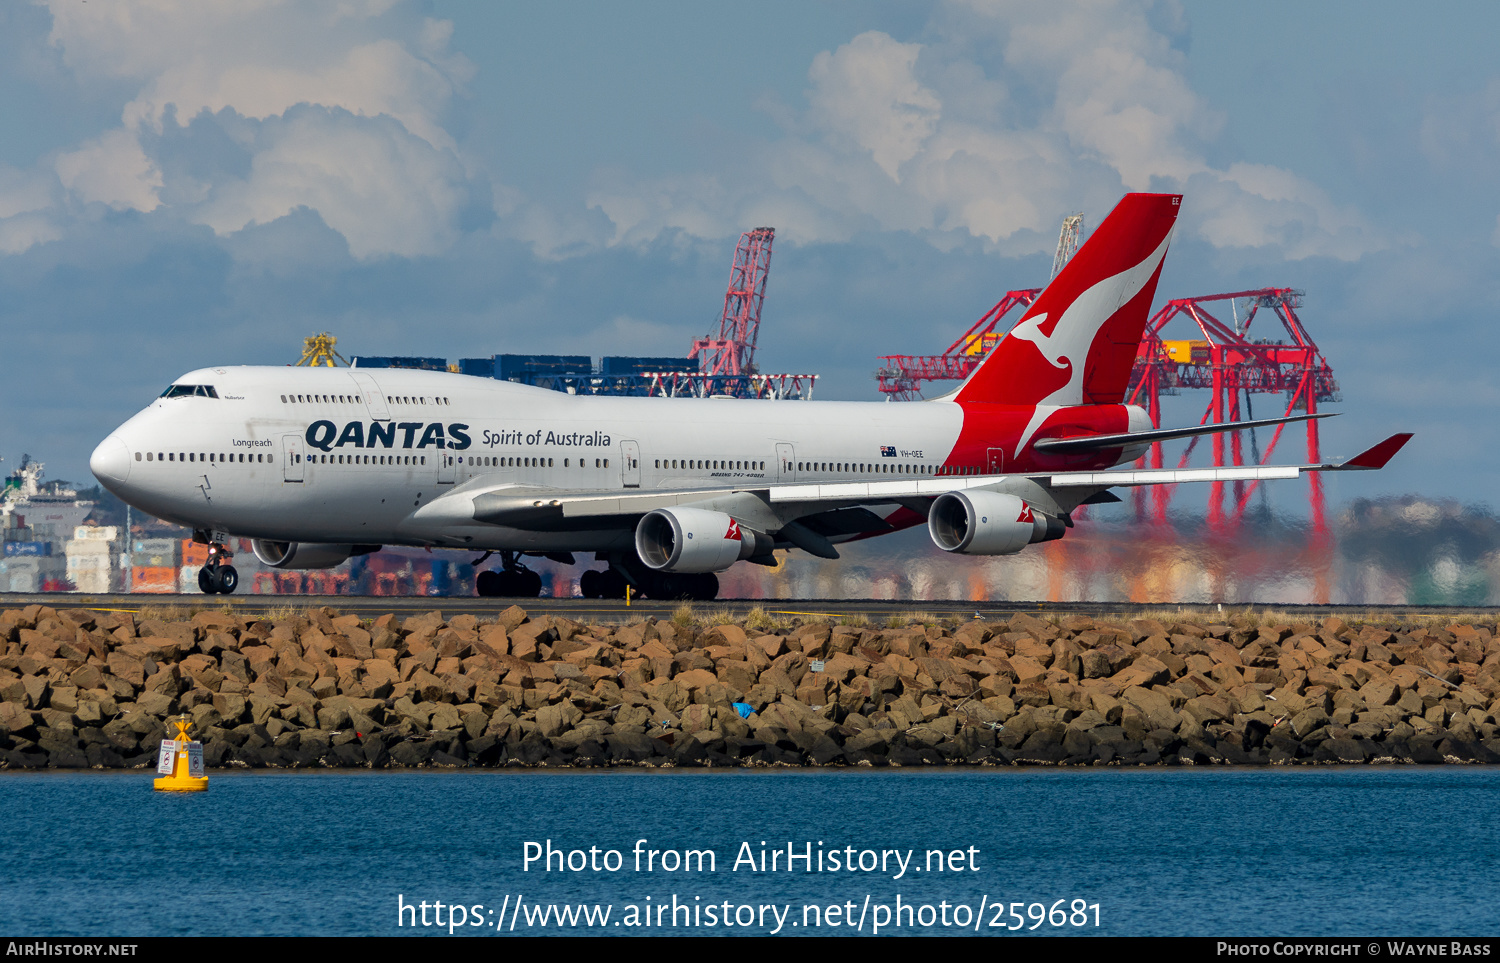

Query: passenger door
[
  {"left": 282, "top": 434, "right": 304, "bottom": 483},
  {"left": 347, "top": 370, "right": 391, "bottom": 421},
  {"left": 777, "top": 443, "right": 796, "bottom": 482},
  {"left": 621, "top": 440, "right": 641, "bottom": 488}
]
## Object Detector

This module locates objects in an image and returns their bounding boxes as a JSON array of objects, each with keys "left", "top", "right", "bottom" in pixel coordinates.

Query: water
[{"left": 1, "top": 768, "right": 1496, "bottom": 936}]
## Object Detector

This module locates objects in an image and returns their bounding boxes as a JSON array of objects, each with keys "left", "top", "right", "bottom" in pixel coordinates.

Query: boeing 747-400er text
[{"left": 89, "top": 193, "right": 1410, "bottom": 600}]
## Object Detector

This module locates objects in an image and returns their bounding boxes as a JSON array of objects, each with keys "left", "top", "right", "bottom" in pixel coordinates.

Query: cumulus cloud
[
  {"left": 193, "top": 106, "right": 477, "bottom": 259},
  {"left": 30, "top": 0, "right": 479, "bottom": 259},
  {"left": 592, "top": 0, "right": 1384, "bottom": 262},
  {"left": 0, "top": 167, "right": 54, "bottom": 221},
  {"left": 54, "top": 128, "right": 162, "bottom": 212},
  {"left": 805, "top": 32, "right": 941, "bottom": 181},
  {"left": 0, "top": 214, "right": 63, "bottom": 256}
]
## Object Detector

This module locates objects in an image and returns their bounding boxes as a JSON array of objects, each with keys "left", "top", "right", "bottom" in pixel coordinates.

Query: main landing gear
[
  {"left": 638, "top": 571, "right": 719, "bottom": 601},
  {"left": 196, "top": 538, "right": 238, "bottom": 595},
  {"left": 474, "top": 551, "right": 543, "bottom": 598},
  {"left": 578, "top": 567, "right": 628, "bottom": 599},
  {"left": 579, "top": 553, "right": 720, "bottom": 600},
  {"left": 473, "top": 550, "right": 723, "bottom": 601}
]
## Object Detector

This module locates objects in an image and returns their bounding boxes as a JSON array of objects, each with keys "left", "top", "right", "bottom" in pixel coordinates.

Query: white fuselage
[{"left": 92, "top": 366, "right": 1009, "bottom": 552}]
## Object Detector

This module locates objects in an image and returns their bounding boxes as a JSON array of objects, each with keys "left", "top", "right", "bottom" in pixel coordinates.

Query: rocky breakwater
[{"left": 2, "top": 604, "right": 1500, "bottom": 769}]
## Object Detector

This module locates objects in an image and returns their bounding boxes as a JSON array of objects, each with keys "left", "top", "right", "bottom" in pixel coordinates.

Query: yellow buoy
[{"left": 153, "top": 716, "right": 209, "bottom": 792}]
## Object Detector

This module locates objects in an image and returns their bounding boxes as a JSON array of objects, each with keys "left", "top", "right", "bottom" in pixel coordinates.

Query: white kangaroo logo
[{"left": 1011, "top": 227, "right": 1175, "bottom": 452}]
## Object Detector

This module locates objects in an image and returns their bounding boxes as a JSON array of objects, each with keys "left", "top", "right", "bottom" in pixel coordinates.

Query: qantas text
[{"left": 305, "top": 420, "right": 472, "bottom": 452}]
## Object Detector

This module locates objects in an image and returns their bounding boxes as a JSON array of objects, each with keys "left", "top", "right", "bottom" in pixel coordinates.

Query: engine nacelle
[
  {"left": 927, "top": 491, "right": 1066, "bottom": 555},
  {"left": 635, "top": 508, "right": 773, "bottom": 573},
  {"left": 251, "top": 540, "right": 380, "bottom": 569}
]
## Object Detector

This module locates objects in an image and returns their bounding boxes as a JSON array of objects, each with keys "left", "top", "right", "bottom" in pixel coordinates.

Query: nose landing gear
[{"left": 195, "top": 537, "right": 238, "bottom": 595}]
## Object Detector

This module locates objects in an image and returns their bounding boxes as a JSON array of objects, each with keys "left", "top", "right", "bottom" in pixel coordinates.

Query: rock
[
  {"left": 534, "top": 701, "right": 583, "bottom": 737},
  {"left": 494, "top": 606, "right": 529, "bottom": 633}
]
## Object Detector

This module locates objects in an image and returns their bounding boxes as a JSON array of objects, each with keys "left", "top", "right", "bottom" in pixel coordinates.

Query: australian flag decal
[{"left": 880, "top": 446, "right": 896, "bottom": 457}]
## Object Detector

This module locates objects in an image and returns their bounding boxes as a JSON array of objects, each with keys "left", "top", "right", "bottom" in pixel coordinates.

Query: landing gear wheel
[
  {"left": 488, "top": 569, "right": 542, "bottom": 598},
  {"left": 196, "top": 536, "right": 238, "bottom": 594},
  {"left": 645, "top": 572, "right": 688, "bottom": 600},
  {"left": 579, "top": 569, "right": 603, "bottom": 598},
  {"left": 476, "top": 570, "right": 501, "bottom": 597},
  {"left": 689, "top": 572, "right": 719, "bottom": 601},
  {"left": 600, "top": 569, "right": 628, "bottom": 599},
  {"left": 639, "top": 571, "right": 718, "bottom": 601}
]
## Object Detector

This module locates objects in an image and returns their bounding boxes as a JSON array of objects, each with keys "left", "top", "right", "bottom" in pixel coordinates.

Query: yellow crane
[{"left": 296, "top": 333, "right": 348, "bottom": 367}]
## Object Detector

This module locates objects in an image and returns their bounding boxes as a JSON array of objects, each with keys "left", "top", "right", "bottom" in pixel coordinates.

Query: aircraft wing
[
  {"left": 408, "top": 433, "right": 1412, "bottom": 548},
  {"left": 1041, "top": 432, "right": 1412, "bottom": 488}
]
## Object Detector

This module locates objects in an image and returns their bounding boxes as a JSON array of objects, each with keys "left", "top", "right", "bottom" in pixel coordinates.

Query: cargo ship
[{"left": 2, "top": 455, "right": 95, "bottom": 532}]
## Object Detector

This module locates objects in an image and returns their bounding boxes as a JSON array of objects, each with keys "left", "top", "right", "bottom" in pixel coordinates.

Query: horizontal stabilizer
[
  {"left": 1329, "top": 433, "right": 1413, "bottom": 470},
  {"left": 1031, "top": 412, "right": 1335, "bottom": 453}
]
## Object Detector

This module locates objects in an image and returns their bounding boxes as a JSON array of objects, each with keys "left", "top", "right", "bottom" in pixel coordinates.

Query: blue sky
[{"left": 2, "top": 0, "right": 1496, "bottom": 514}]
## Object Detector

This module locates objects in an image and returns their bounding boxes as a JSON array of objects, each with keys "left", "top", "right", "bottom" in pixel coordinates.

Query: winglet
[{"left": 1337, "top": 433, "right": 1413, "bottom": 470}]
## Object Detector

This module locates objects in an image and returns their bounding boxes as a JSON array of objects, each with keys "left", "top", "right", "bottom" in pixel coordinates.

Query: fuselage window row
[
  {"left": 653, "top": 460, "right": 764, "bottom": 470},
  {"left": 131, "top": 449, "right": 981, "bottom": 475},
  {"left": 137, "top": 452, "right": 269, "bottom": 464},
  {"left": 786, "top": 461, "right": 943, "bottom": 475},
  {"left": 278, "top": 394, "right": 450, "bottom": 405}
]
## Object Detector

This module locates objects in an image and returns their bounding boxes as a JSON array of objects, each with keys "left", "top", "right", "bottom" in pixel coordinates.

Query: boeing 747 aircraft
[{"left": 89, "top": 193, "right": 1409, "bottom": 599}]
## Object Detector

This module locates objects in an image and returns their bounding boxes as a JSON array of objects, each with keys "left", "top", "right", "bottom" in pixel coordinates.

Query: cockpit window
[{"left": 161, "top": 385, "right": 219, "bottom": 399}]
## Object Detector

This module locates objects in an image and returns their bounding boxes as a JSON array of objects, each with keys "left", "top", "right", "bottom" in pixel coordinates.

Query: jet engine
[
  {"left": 635, "top": 507, "right": 773, "bottom": 573},
  {"left": 251, "top": 540, "right": 381, "bottom": 569},
  {"left": 927, "top": 491, "right": 1066, "bottom": 555}
]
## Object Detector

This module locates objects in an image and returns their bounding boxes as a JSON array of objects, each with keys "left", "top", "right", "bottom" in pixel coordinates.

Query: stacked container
[
  {"left": 131, "top": 537, "right": 180, "bottom": 593},
  {"left": 65, "top": 525, "right": 118, "bottom": 594},
  {"left": 2, "top": 522, "right": 66, "bottom": 591}
]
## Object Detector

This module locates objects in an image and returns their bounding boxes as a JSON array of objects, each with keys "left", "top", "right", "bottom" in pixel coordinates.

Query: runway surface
[{"left": 2, "top": 592, "right": 1494, "bottom": 622}]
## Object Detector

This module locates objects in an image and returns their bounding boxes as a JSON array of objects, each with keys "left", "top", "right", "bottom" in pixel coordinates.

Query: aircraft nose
[{"left": 89, "top": 435, "right": 131, "bottom": 490}]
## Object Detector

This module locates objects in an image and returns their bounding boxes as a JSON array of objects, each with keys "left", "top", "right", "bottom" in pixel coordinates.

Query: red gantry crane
[
  {"left": 872, "top": 222, "right": 1340, "bottom": 538},
  {"left": 692, "top": 227, "right": 774, "bottom": 380},
  {"left": 648, "top": 226, "right": 818, "bottom": 400},
  {"left": 876, "top": 214, "right": 1083, "bottom": 401},
  {"left": 1126, "top": 288, "right": 1339, "bottom": 534}
]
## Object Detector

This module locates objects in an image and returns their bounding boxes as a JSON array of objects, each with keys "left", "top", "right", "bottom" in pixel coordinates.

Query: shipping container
[
  {"left": 495, "top": 354, "right": 593, "bottom": 380},
  {"left": 65, "top": 539, "right": 111, "bottom": 557},
  {"left": 457, "top": 357, "right": 495, "bottom": 378},
  {"left": 182, "top": 540, "right": 209, "bottom": 566},
  {"left": 65, "top": 554, "right": 112, "bottom": 571},
  {"left": 1, "top": 568, "right": 39, "bottom": 593},
  {"left": 73, "top": 526, "right": 118, "bottom": 541},
  {"left": 599, "top": 356, "right": 697, "bottom": 376},
  {"left": 1162, "top": 339, "right": 1211, "bottom": 364},
  {"left": 130, "top": 566, "right": 177, "bottom": 594},
  {"left": 71, "top": 569, "right": 111, "bottom": 593},
  {"left": 3, "top": 541, "right": 50, "bottom": 557},
  {"left": 351, "top": 356, "right": 448, "bottom": 371}
]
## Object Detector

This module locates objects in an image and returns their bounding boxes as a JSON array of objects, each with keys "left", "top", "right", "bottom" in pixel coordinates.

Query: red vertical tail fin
[{"left": 954, "top": 193, "right": 1181, "bottom": 407}]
